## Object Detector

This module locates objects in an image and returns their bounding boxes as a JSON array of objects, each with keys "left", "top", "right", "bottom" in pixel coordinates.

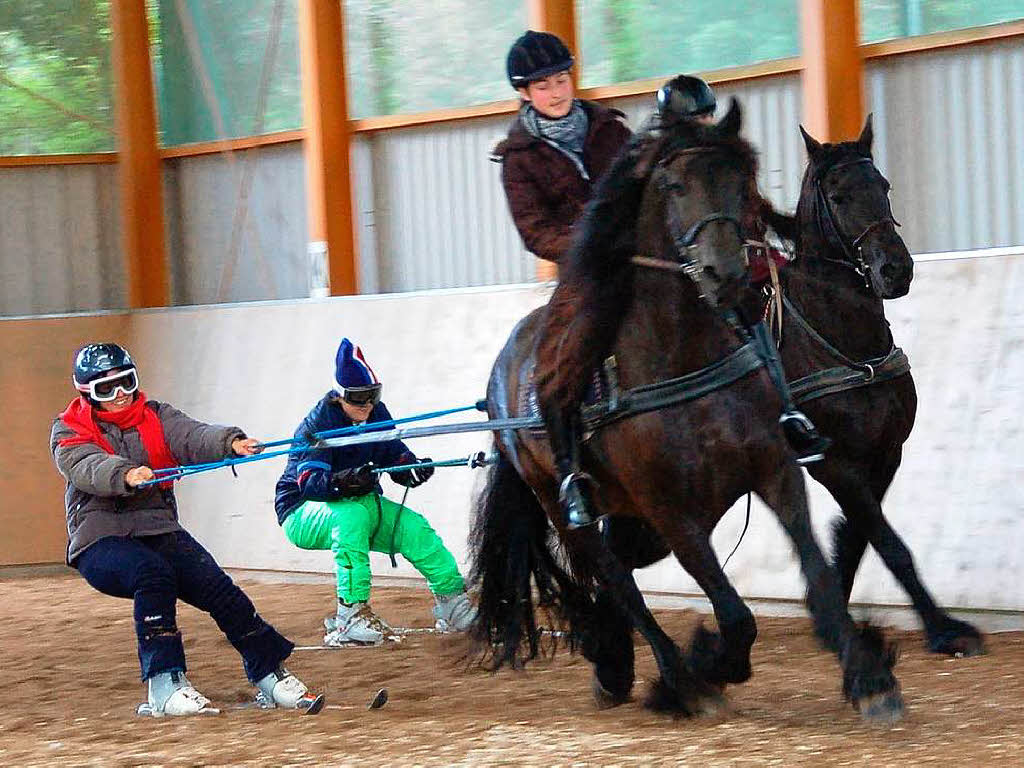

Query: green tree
[{"left": 0, "top": 0, "right": 114, "bottom": 153}]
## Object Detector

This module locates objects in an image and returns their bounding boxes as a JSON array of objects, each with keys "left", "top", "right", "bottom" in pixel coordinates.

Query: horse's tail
[{"left": 468, "top": 449, "right": 591, "bottom": 669}]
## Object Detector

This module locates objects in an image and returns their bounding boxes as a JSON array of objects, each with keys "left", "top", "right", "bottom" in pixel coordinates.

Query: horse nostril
[
  {"left": 880, "top": 262, "right": 899, "bottom": 281},
  {"left": 704, "top": 266, "right": 720, "bottom": 282}
]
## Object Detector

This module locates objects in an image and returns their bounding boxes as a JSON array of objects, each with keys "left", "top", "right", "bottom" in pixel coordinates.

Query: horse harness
[
  {"left": 814, "top": 156, "right": 902, "bottom": 289},
  {"left": 779, "top": 292, "right": 910, "bottom": 405},
  {"left": 524, "top": 340, "right": 767, "bottom": 440}
]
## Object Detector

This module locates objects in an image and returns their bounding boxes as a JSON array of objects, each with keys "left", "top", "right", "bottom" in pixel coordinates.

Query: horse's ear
[
  {"left": 717, "top": 97, "right": 742, "bottom": 137},
  {"left": 799, "top": 124, "right": 822, "bottom": 158},
  {"left": 857, "top": 113, "right": 874, "bottom": 155}
]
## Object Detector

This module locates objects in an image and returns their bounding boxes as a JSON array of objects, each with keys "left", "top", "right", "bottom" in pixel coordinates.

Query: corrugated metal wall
[
  {"left": 163, "top": 142, "right": 309, "bottom": 305},
  {"left": 3, "top": 35, "right": 1024, "bottom": 315},
  {"left": 0, "top": 163, "right": 124, "bottom": 317},
  {"left": 354, "top": 118, "right": 536, "bottom": 293},
  {"left": 866, "top": 37, "right": 1024, "bottom": 254}
]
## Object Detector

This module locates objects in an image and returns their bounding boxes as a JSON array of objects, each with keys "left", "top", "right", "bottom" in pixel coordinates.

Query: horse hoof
[
  {"left": 643, "top": 677, "right": 722, "bottom": 717},
  {"left": 695, "top": 689, "right": 729, "bottom": 718},
  {"left": 929, "top": 630, "right": 986, "bottom": 658},
  {"left": 592, "top": 674, "right": 630, "bottom": 710},
  {"left": 856, "top": 689, "right": 904, "bottom": 725}
]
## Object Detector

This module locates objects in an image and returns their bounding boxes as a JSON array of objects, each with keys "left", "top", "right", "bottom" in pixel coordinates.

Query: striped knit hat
[{"left": 334, "top": 338, "right": 379, "bottom": 391}]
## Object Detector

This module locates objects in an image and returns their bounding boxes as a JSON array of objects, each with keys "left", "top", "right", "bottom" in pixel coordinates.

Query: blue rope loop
[{"left": 136, "top": 403, "right": 488, "bottom": 488}]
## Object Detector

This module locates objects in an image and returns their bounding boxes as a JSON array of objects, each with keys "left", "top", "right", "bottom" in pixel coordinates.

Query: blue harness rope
[{"left": 137, "top": 402, "right": 490, "bottom": 488}]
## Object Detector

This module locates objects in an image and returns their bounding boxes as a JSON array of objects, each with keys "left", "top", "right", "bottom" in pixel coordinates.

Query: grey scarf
[{"left": 521, "top": 100, "right": 590, "bottom": 180}]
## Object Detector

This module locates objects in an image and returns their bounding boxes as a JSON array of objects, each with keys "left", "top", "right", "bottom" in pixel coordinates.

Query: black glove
[
  {"left": 329, "top": 464, "right": 376, "bottom": 497},
  {"left": 389, "top": 454, "right": 434, "bottom": 488}
]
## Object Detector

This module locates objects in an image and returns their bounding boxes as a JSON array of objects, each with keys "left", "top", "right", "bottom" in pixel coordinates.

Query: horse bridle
[
  {"left": 631, "top": 147, "right": 753, "bottom": 302},
  {"left": 814, "top": 156, "right": 901, "bottom": 288}
]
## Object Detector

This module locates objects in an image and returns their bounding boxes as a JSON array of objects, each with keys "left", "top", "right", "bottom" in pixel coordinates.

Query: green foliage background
[{"left": 0, "top": 0, "right": 1020, "bottom": 154}]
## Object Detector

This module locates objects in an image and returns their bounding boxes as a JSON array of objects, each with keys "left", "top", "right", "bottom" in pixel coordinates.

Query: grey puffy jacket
[{"left": 50, "top": 400, "right": 244, "bottom": 563}]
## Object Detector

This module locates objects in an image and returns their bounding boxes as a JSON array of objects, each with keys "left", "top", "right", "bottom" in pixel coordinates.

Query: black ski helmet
[
  {"left": 507, "top": 30, "right": 574, "bottom": 88},
  {"left": 73, "top": 342, "right": 135, "bottom": 388},
  {"left": 657, "top": 74, "right": 717, "bottom": 118}
]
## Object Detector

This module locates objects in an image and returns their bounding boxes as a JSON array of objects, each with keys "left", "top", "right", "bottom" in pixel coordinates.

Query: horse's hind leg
[
  {"left": 814, "top": 457, "right": 984, "bottom": 657},
  {"left": 760, "top": 462, "right": 904, "bottom": 723},
  {"left": 583, "top": 587, "right": 635, "bottom": 708},
  {"left": 572, "top": 526, "right": 720, "bottom": 715}
]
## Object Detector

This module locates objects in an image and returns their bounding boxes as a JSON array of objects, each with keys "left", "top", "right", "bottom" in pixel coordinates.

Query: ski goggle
[
  {"left": 76, "top": 367, "right": 139, "bottom": 402},
  {"left": 339, "top": 384, "right": 382, "bottom": 407}
]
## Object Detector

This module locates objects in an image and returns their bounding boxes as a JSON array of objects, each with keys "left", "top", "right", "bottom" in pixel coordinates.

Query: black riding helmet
[
  {"left": 657, "top": 74, "right": 717, "bottom": 118},
  {"left": 507, "top": 30, "right": 574, "bottom": 88}
]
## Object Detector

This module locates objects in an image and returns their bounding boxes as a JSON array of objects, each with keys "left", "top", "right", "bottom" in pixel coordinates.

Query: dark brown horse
[
  {"left": 778, "top": 118, "right": 984, "bottom": 656},
  {"left": 470, "top": 102, "right": 903, "bottom": 723}
]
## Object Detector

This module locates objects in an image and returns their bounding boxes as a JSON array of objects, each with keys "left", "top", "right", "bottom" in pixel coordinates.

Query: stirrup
[
  {"left": 559, "top": 472, "right": 597, "bottom": 530},
  {"left": 780, "top": 411, "right": 831, "bottom": 465}
]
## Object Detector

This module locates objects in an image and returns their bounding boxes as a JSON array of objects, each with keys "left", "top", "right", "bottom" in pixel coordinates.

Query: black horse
[
  {"left": 470, "top": 101, "right": 903, "bottom": 723},
  {"left": 777, "top": 118, "right": 984, "bottom": 656}
]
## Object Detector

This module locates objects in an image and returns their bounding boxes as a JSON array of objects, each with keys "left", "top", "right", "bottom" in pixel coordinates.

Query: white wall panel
[{"left": 104, "top": 249, "right": 1024, "bottom": 613}]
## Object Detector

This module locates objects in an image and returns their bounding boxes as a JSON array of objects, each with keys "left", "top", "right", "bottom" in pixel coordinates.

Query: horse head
[
  {"left": 798, "top": 117, "right": 914, "bottom": 299},
  {"left": 632, "top": 97, "right": 761, "bottom": 309}
]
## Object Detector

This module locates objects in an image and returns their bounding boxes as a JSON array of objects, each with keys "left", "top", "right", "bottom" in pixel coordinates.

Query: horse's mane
[{"left": 536, "top": 115, "right": 759, "bottom": 408}]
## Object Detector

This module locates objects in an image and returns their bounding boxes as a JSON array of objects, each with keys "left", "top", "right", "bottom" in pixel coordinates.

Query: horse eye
[
  {"left": 664, "top": 181, "right": 687, "bottom": 194},
  {"left": 829, "top": 192, "right": 846, "bottom": 205}
]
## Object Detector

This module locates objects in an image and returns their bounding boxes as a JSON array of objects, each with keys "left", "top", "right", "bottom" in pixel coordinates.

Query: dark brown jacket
[
  {"left": 495, "top": 100, "right": 632, "bottom": 264},
  {"left": 50, "top": 401, "right": 244, "bottom": 563}
]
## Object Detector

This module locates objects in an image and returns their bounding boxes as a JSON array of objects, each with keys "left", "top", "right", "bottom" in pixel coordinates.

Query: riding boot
[
  {"left": 749, "top": 321, "right": 831, "bottom": 464},
  {"left": 545, "top": 405, "right": 596, "bottom": 530}
]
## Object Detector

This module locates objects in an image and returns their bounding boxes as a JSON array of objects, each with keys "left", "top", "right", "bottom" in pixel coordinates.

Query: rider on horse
[{"left": 539, "top": 74, "right": 831, "bottom": 530}]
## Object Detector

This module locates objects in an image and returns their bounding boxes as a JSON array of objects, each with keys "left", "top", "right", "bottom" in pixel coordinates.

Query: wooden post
[
  {"left": 298, "top": 0, "right": 359, "bottom": 296},
  {"left": 527, "top": 0, "right": 578, "bottom": 282},
  {"left": 800, "top": 0, "right": 864, "bottom": 142},
  {"left": 110, "top": 0, "right": 169, "bottom": 308}
]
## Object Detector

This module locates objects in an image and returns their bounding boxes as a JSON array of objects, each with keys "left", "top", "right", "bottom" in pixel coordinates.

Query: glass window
[
  {"left": 861, "top": 0, "right": 1024, "bottom": 43},
  {"left": 579, "top": 0, "right": 799, "bottom": 89},
  {"left": 153, "top": 0, "right": 302, "bottom": 146},
  {"left": 343, "top": 0, "right": 528, "bottom": 119},
  {"left": 0, "top": 1, "right": 115, "bottom": 154}
]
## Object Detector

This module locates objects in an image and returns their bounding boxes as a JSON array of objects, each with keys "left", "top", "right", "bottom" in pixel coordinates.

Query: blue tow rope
[{"left": 138, "top": 402, "right": 488, "bottom": 488}]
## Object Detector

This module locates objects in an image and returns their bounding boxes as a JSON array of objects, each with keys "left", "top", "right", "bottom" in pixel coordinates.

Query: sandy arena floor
[{"left": 1, "top": 573, "right": 1022, "bottom": 767}]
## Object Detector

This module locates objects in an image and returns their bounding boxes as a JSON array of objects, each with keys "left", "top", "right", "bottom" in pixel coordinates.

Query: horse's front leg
[
  {"left": 570, "top": 525, "right": 721, "bottom": 715},
  {"left": 642, "top": 512, "right": 757, "bottom": 688},
  {"left": 758, "top": 461, "right": 904, "bottom": 724},
  {"left": 809, "top": 454, "right": 985, "bottom": 658}
]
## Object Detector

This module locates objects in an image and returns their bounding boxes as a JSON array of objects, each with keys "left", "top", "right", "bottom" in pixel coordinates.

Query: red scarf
[{"left": 58, "top": 394, "right": 178, "bottom": 488}]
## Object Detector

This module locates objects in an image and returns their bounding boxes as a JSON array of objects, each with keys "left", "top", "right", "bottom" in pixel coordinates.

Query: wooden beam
[
  {"left": 862, "top": 18, "right": 1024, "bottom": 60},
  {"left": 158, "top": 130, "right": 305, "bottom": 159},
  {"left": 800, "top": 0, "right": 864, "bottom": 142},
  {"left": 528, "top": 0, "right": 579, "bottom": 87},
  {"left": 527, "top": 0, "right": 578, "bottom": 281},
  {"left": 0, "top": 153, "right": 117, "bottom": 167},
  {"left": 298, "top": 0, "right": 358, "bottom": 296},
  {"left": 110, "top": 0, "right": 168, "bottom": 309}
]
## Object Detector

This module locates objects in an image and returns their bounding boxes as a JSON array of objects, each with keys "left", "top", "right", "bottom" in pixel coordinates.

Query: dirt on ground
[{"left": 1, "top": 573, "right": 1022, "bottom": 767}]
